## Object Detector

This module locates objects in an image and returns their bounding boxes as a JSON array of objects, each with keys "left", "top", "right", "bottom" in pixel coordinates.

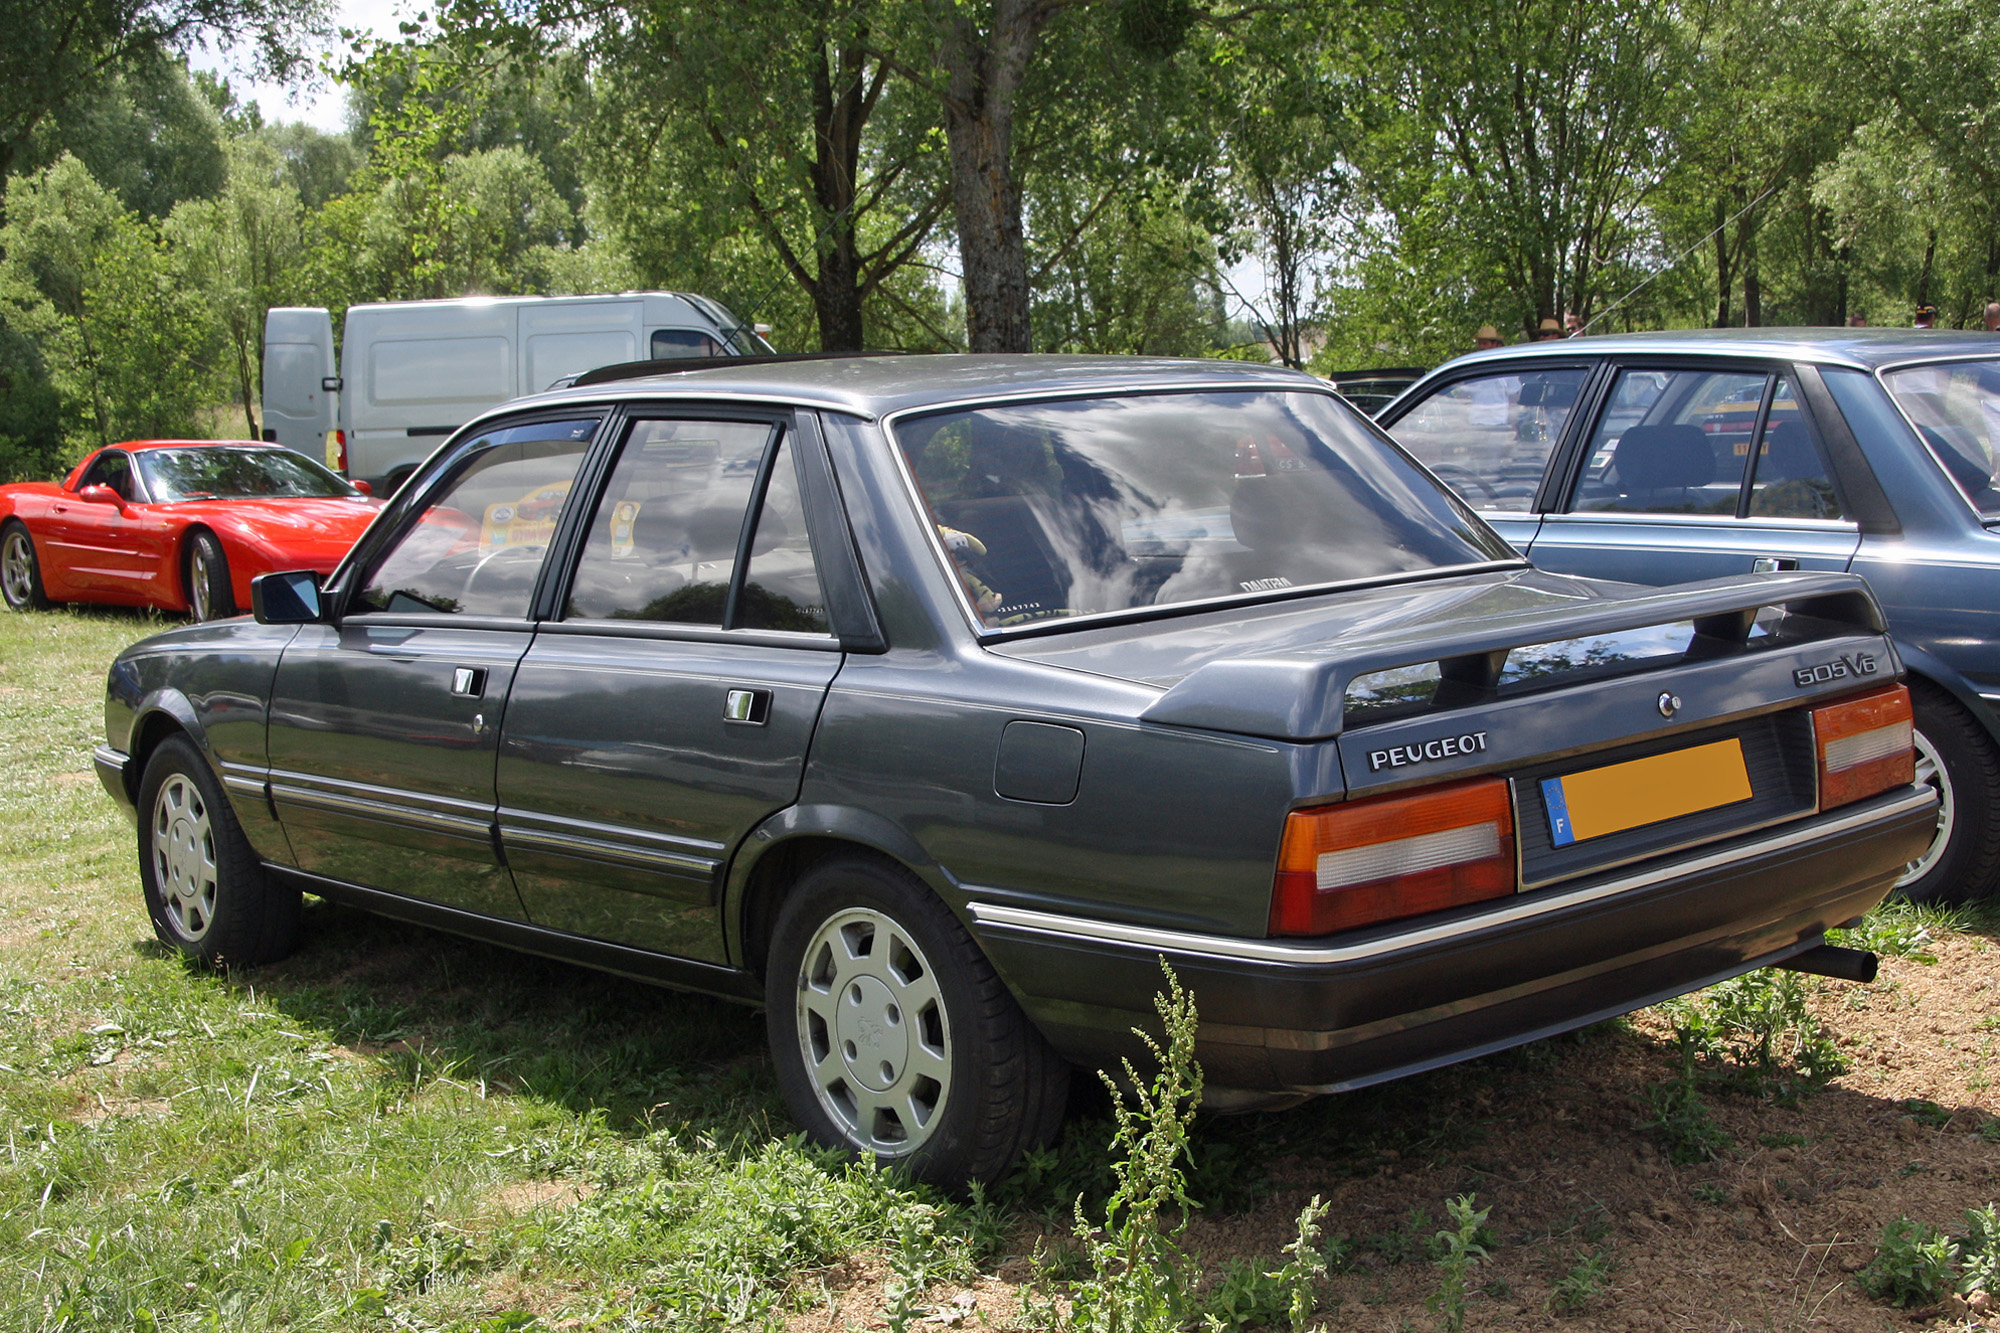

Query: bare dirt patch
[
  {"left": 487, "top": 1179, "right": 596, "bottom": 1216},
  {"left": 813, "top": 938, "right": 2000, "bottom": 1331}
]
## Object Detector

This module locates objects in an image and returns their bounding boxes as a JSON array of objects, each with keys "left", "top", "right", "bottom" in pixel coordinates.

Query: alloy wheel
[
  {"left": 794, "top": 906, "right": 952, "bottom": 1155},
  {"left": 1, "top": 531, "right": 31, "bottom": 608},
  {"left": 1897, "top": 728, "right": 1955, "bottom": 889},
  {"left": 151, "top": 773, "right": 218, "bottom": 940}
]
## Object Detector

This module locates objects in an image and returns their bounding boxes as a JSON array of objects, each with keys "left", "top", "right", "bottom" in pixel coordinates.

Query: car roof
[
  {"left": 480, "top": 353, "right": 1324, "bottom": 425},
  {"left": 106, "top": 439, "right": 275, "bottom": 453},
  {"left": 1433, "top": 327, "right": 2000, "bottom": 374}
]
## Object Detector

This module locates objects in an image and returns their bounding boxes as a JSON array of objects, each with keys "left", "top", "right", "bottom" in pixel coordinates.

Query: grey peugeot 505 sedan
[{"left": 93, "top": 354, "right": 1935, "bottom": 1184}]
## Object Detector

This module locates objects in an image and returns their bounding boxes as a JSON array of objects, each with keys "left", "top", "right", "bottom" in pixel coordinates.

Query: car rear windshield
[
  {"left": 1880, "top": 359, "right": 2000, "bottom": 518},
  {"left": 893, "top": 389, "right": 1512, "bottom": 628},
  {"left": 139, "top": 448, "right": 358, "bottom": 502}
]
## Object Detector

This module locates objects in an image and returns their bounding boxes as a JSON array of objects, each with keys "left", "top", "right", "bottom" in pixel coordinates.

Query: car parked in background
[
  {"left": 1380, "top": 329, "right": 2000, "bottom": 904},
  {"left": 94, "top": 355, "right": 1931, "bottom": 1184},
  {"left": 0, "top": 440, "right": 382, "bottom": 620}
]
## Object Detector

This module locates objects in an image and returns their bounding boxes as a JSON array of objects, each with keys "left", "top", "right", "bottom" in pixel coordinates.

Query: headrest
[{"left": 1614, "top": 424, "right": 1713, "bottom": 492}]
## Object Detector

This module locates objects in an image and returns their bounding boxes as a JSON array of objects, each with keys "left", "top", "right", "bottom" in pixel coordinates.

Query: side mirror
[
  {"left": 251, "top": 570, "right": 324, "bottom": 624},
  {"left": 78, "top": 484, "right": 123, "bottom": 507},
  {"left": 350, "top": 479, "right": 374, "bottom": 496}
]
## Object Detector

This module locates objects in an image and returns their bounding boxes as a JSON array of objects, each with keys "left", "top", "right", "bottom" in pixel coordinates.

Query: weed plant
[
  {"left": 1547, "top": 1247, "right": 1613, "bottom": 1311},
  {"left": 1426, "top": 1194, "right": 1493, "bottom": 1333}
]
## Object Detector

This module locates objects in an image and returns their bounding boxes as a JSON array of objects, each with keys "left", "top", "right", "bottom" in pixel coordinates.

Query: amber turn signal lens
[
  {"left": 1270, "top": 778, "right": 1516, "bottom": 937},
  {"left": 1811, "top": 684, "right": 1915, "bottom": 811}
]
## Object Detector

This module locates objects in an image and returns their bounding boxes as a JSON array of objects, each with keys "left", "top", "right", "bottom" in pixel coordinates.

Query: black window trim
[
  {"left": 330, "top": 408, "right": 610, "bottom": 624},
  {"left": 538, "top": 403, "right": 847, "bottom": 644},
  {"left": 1378, "top": 359, "right": 1605, "bottom": 516}
]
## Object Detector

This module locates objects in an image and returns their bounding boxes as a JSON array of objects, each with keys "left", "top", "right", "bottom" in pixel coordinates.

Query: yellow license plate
[{"left": 1542, "top": 739, "right": 1752, "bottom": 847}]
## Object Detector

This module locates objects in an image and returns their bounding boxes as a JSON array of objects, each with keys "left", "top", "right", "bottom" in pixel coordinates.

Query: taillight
[
  {"left": 327, "top": 429, "right": 347, "bottom": 474},
  {"left": 1271, "top": 778, "right": 1516, "bottom": 936},
  {"left": 1812, "top": 684, "right": 1915, "bottom": 810}
]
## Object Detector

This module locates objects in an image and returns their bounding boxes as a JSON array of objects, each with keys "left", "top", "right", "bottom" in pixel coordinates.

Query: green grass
[{"left": 0, "top": 607, "right": 971, "bottom": 1332}]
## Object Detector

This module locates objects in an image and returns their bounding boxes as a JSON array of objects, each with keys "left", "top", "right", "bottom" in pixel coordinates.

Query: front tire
[
  {"left": 185, "top": 532, "right": 235, "bottom": 621},
  {"left": 1, "top": 521, "right": 49, "bottom": 611},
  {"left": 766, "top": 855, "right": 1068, "bottom": 1186},
  {"left": 1896, "top": 682, "right": 2000, "bottom": 903},
  {"left": 138, "top": 737, "right": 299, "bottom": 966}
]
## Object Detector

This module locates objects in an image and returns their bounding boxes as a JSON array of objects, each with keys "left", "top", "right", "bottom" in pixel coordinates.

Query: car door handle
[
  {"left": 451, "top": 666, "right": 488, "bottom": 697},
  {"left": 724, "top": 688, "right": 771, "bottom": 725},
  {"left": 1751, "top": 556, "right": 1799, "bottom": 573}
]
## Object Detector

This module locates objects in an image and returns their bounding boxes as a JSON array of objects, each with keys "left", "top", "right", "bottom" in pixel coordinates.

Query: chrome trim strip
[
  {"left": 268, "top": 780, "right": 493, "bottom": 840},
  {"left": 92, "top": 744, "right": 128, "bottom": 770},
  {"left": 967, "top": 788, "right": 1937, "bottom": 967},
  {"left": 498, "top": 823, "right": 721, "bottom": 879},
  {"left": 1535, "top": 512, "right": 1859, "bottom": 533},
  {"left": 221, "top": 773, "right": 266, "bottom": 799}
]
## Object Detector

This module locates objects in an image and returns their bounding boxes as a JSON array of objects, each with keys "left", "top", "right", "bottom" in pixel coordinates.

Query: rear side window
[
  {"left": 1389, "top": 366, "right": 1590, "bottom": 511},
  {"left": 1571, "top": 369, "right": 1763, "bottom": 514},
  {"left": 1746, "top": 376, "right": 1843, "bottom": 520},
  {"left": 354, "top": 419, "right": 598, "bottom": 617},
  {"left": 563, "top": 418, "right": 828, "bottom": 633},
  {"left": 1881, "top": 359, "right": 2000, "bottom": 518}
]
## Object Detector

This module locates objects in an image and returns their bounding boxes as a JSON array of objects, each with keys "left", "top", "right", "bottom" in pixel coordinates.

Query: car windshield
[
  {"left": 1880, "top": 359, "right": 2000, "bottom": 518},
  {"left": 893, "top": 389, "right": 1512, "bottom": 628},
  {"left": 138, "top": 448, "right": 358, "bottom": 502}
]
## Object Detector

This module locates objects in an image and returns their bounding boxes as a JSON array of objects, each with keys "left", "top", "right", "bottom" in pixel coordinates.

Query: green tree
[
  {"left": 20, "top": 49, "right": 229, "bottom": 221},
  {"left": 0, "top": 156, "right": 224, "bottom": 453},
  {"left": 165, "top": 136, "right": 310, "bottom": 437},
  {"left": 0, "top": 0, "right": 324, "bottom": 186}
]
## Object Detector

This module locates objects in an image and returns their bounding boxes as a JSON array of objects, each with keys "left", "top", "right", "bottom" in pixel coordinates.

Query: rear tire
[
  {"left": 185, "top": 532, "right": 235, "bottom": 621},
  {"left": 766, "top": 855, "right": 1068, "bottom": 1186},
  {"left": 1896, "top": 682, "right": 2000, "bottom": 903},
  {"left": 138, "top": 737, "right": 299, "bottom": 966},
  {"left": 1, "top": 521, "right": 49, "bottom": 611}
]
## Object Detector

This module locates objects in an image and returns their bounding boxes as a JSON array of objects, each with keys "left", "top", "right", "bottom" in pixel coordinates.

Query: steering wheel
[{"left": 461, "top": 543, "right": 546, "bottom": 607}]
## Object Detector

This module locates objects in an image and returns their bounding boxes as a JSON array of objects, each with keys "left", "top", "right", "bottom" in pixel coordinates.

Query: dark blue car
[{"left": 1382, "top": 329, "right": 2000, "bottom": 903}]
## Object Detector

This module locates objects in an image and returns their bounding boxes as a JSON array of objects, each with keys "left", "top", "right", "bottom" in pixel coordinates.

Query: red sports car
[{"left": 0, "top": 440, "right": 384, "bottom": 620}]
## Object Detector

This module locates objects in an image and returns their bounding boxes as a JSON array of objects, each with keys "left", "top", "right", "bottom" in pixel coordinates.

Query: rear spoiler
[{"left": 1138, "top": 571, "right": 1884, "bottom": 741}]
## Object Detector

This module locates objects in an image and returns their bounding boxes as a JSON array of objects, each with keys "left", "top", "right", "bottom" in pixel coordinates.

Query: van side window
[
  {"left": 652, "top": 328, "right": 727, "bottom": 359},
  {"left": 354, "top": 419, "right": 598, "bottom": 617},
  {"left": 564, "top": 419, "right": 827, "bottom": 633}
]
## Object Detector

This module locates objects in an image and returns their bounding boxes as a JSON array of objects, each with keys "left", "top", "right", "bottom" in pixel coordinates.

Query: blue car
[{"left": 1381, "top": 329, "right": 2000, "bottom": 903}]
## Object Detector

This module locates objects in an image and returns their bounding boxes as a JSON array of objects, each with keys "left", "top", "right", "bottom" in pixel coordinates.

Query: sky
[{"left": 190, "top": 0, "right": 413, "bottom": 132}]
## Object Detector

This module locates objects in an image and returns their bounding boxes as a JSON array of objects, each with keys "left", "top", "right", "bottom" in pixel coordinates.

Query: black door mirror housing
[{"left": 251, "top": 570, "right": 325, "bottom": 624}]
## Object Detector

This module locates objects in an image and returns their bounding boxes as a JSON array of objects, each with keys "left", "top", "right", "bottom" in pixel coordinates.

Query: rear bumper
[
  {"left": 969, "top": 785, "right": 1937, "bottom": 1097},
  {"left": 94, "top": 744, "right": 135, "bottom": 821}
]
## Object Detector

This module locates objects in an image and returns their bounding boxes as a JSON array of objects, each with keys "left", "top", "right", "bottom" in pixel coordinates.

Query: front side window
[
  {"left": 355, "top": 419, "right": 598, "bottom": 617},
  {"left": 1881, "top": 359, "right": 2000, "bottom": 517},
  {"left": 1571, "top": 368, "right": 1765, "bottom": 514},
  {"left": 564, "top": 418, "right": 827, "bottom": 632},
  {"left": 78, "top": 451, "right": 138, "bottom": 500},
  {"left": 139, "top": 447, "right": 358, "bottom": 501},
  {"left": 1389, "top": 366, "right": 1591, "bottom": 511},
  {"left": 894, "top": 390, "right": 1510, "bottom": 628}
]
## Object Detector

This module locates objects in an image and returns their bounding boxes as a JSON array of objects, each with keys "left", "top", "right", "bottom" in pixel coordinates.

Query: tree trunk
[
  {"left": 930, "top": 0, "right": 1050, "bottom": 353},
  {"left": 1740, "top": 209, "right": 1761, "bottom": 328},
  {"left": 1713, "top": 198, "right": 1733, "bottom": 329},
  {"left": 808, "top": 27, "right": 867, "bottom": 351}
]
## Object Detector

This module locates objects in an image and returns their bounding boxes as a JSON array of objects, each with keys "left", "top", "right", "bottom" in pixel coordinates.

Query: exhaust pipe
[{"left": 1774, "top": 943, "right": 1878, "bottom": 984}]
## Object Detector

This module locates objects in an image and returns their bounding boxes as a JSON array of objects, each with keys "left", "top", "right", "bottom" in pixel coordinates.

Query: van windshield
[
  {"left": 139, "top": 447, "right": 361, "bottom": 501},
  {"left": 894, "top": 389, "right": 1512, "bottom": 628}
]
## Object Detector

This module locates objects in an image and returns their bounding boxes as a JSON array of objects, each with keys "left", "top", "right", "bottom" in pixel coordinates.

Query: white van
[{"left": 262, "top": 292, "right": 773, "bottom": 491}]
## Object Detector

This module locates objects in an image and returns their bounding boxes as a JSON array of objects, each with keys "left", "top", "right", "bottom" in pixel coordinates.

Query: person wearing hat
[
  {"left": 1533, "top": 317, "right": 1564, "bottom": 341},
  {"left": 1915, "top": 303, "right": 1938, "bottom": 329},
  {"left": 1473, "top": 324, "right": 1505, "bottom": 351}
]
